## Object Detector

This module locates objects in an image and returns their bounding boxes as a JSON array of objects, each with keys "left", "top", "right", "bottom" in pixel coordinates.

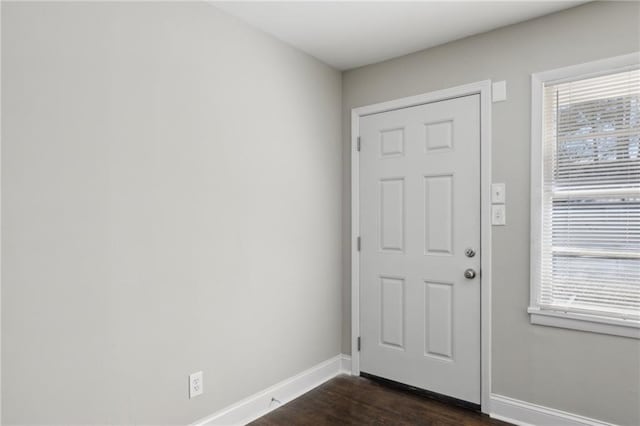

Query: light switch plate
[
  {"left": 492, "top": 81, "right": 507, "bottom": 102},
  {"left": 491, "top": 183, "right": 506, "bottom": 204},
  {"left": 492, "top": 205, "right": 506, "bottom": 225},
  {"left": 189, "top": 371, "right": 203, "bottom": 399}
]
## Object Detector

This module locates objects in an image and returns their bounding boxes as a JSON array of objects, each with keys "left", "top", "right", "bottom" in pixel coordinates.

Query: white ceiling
[{"left": 213, "top": 1, "right": 587, "bottom": 70}]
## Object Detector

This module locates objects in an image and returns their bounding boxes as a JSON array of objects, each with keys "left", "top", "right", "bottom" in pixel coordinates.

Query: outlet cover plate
[
  {"left": 492, "top": 205, "right": 506, "bottom": 225},
  {"left": 189, "top": 371, "right": 203, "bottom": 399}
]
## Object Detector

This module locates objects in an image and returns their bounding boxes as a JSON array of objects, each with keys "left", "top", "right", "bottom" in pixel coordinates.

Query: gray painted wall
[
  {"left": 341, "top": 2, "right": 640, "bottom": 425},
  {"left": 2, "top": 2, "right": 342, "bottom": 424}
]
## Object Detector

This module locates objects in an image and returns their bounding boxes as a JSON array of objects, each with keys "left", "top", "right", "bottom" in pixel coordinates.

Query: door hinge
[
  {"left": 357, "top": 336, "right": 361, "bottom": 351},
  {"left": 357, "top": 136, "right": 361, "bottom": 152},
  {"left": 357, "top": 236, "right": 361, "bottom": 251}
]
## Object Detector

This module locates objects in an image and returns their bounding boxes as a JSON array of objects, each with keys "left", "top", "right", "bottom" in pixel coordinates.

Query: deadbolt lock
[{"left": 465, "top": 248, "right": 476, "bottom": 258}]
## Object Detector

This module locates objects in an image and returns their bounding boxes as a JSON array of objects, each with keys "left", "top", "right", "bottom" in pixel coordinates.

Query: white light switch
[
  {"left": 491, "top": 183, "right": 506, "bottom": 204},
  {"left": 492, "top": 81, "right": 507, "bottom": 102},
  {"left": 492, "top": 205, "right": 506, "bottom": 226}
]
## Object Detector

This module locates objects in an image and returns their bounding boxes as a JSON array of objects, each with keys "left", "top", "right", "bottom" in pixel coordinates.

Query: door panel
[
  {"left": 380, "top": 276, "right": 405, "bottom": 349},
  {"left": 359, "top": 94, "right": 481, "bottom": 404},
  {"left": 379, "top": 178, "right": 405, "bottom": 252},
  {"left": 424, "top": 174, "right": 453, "bottom": 255}
]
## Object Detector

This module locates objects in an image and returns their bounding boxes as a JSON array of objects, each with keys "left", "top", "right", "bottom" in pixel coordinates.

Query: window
[{"left": 530, "top": 54, "right": 640, "bottom": 338}]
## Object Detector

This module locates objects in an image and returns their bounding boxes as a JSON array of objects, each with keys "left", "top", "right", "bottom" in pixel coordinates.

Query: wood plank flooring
[{"left": 250, "top": 375, "right": 512, "bottom": 425}]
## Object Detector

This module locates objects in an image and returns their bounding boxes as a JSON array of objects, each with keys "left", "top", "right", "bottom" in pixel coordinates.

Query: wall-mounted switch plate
[
  {"left": 189, "top": 371, "right": 203, "bottom": 399},
  {"left": 492, "top": 205, "right": 506, "bottom": 225},
  {"left": 492, "top": 81, "right": 507, "bottom": 102},
  {"left": 491, "top": 183, "right": 506, "bottom": 204}
]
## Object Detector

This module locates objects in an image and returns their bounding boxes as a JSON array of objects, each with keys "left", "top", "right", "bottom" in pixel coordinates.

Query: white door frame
[{"left": 351, "top": 80, "right": 493, "bottom": 413}]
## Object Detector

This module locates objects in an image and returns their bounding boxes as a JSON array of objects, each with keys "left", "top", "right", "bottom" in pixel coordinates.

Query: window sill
[{"left": 527, "top": 307, "right": 640, "bottom": 339}]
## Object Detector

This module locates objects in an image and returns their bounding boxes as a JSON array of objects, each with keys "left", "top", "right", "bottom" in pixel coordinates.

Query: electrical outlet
[
  {"left": 189, "top": 371, "right": 203, "bottom": 399},
  {"left": 492, "top": 205, "right": 506, "bottom": 225}
]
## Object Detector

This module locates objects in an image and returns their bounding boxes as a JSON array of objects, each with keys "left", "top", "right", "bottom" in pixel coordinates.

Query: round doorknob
[{"left": 464, "top": 268, "right": 477, "bottom": 279}]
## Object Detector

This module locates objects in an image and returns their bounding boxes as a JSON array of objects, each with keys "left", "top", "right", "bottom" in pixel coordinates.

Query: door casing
[{"left": 350, "top": 80, "right": 493, "bottom": 413}]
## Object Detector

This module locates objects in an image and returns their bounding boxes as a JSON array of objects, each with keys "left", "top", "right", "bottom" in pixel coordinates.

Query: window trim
[{"left": 530, "top": 52, "right": 640, "bottom": 339}]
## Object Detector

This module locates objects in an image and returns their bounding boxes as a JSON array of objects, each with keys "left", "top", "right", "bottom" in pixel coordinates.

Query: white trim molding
[
  {"left": 351, "top": 80, "right": 493, "bottom": 413},
  {"left": 339, "top": 354, "right": 352, "bottom": 375},
  {"left": 490, "top": 394, "right": 617, "bottom": 426},
  {"left": 529, "top": 52, "right": 640, "bottom": 339},
  {"left": 192, "top": 354, "right": 350, "bottom": 426},
  {"left": 528, "top": 308, "right": 640, "bottom": 339}
]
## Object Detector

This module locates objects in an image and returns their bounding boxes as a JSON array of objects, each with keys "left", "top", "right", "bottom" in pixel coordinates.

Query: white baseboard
[
  {"left": 192, "top": 365, "right": 618, "bottom": 426},
  {"left": 192, "top": 354, "right": 351, "bottom": 426},
  {"left": 490, "top": 394, "right": 616, "bottom": 426},
  {"left": 340, "top": 354, "right": 352, "bottom": 374}
]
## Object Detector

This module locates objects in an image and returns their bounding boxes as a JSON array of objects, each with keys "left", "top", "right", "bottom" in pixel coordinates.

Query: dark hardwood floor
[{"left": 250, "top": 375, "right": 512, "bottom": 425}]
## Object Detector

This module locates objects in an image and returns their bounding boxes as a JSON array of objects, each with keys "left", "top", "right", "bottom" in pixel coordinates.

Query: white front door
[{"left": 359, "top": 94, "right": 481, "bottom": 404}]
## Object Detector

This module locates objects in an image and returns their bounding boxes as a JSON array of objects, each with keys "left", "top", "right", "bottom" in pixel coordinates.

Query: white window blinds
[{"left": 540, "top": 68, "right": 640, "bottom": 320}]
